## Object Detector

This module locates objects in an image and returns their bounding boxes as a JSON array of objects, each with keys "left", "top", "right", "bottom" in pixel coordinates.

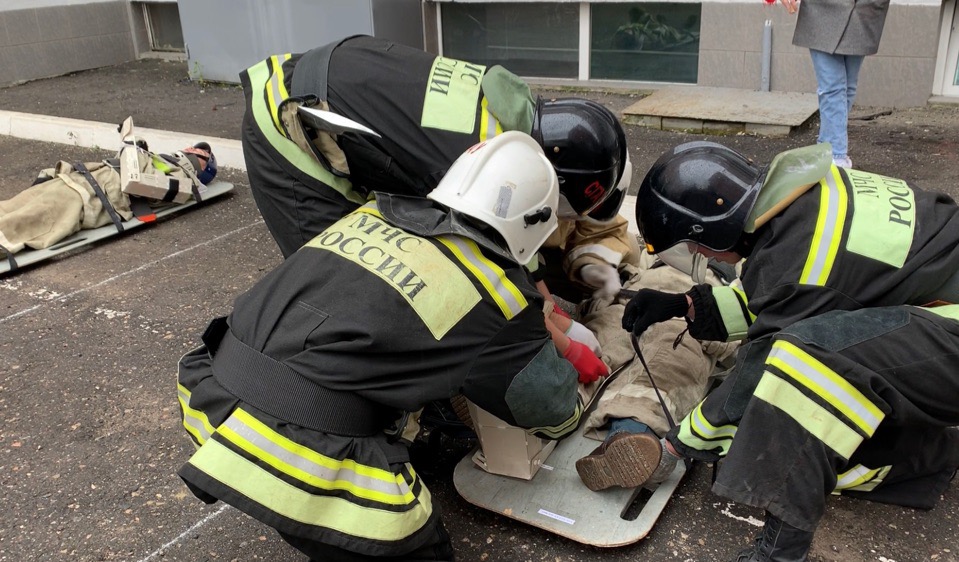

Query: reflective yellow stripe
[
  {"left": 218, "top": 408, "right": 415, "bottom": 505},
  {"left": 527, "top": 402, "right": 582, "bottom": 439},
  {"left": 767, "top": 340, "right": 884, "bottom": 437},
  {"left": 754, "top": 372, "right": 864, "bottom": 459},
  {"left": 177, "top": 383, "right": 214, "bottom": 445},
  {"left": 833, "top": 464, "right": 890, "bottom": 493},
  {"left": 676, "top": 402, "right": 735, "bottom": 455},
  {"left": 151, "top": 155, "right": 173, "bottom": 174},
  {"left": 800, "top": 169, "right": 847, "bottom": 285},
  {"left": 188, "top": 438, "right": 432, "bottom": 540},
  {"left": 478, "top": 97, "right": 503, "bottom": 141},
  {"left": 713, "top": 285, "right": 751, "bottom": 341},
  {"left": 245, "top": 59, "right": 361, "bottom": 202},
  {"left": 438, "top": 236, "right": 527, "bottom": 319},
  {"left": 266, "top": 54, "right": 292, "bottom": 132}
]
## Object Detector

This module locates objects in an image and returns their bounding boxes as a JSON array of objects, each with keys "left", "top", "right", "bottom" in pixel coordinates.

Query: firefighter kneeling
[
  {"left": 622, "top": 141, "right": 959, "bottom": 561},
  {"left": 175, "top": 132, "right": 584, "bottom": 561}
]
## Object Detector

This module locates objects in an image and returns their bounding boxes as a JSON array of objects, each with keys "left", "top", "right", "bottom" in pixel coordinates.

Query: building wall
[
  {"left": 428, "top": 0, "right": 944, "bottom": 108},
  {"left": 697, "top": 2, "right": 940, "bottom": 107},
  {"left": 0, "top": 0, "right": 137, "bottom": 87},
  {"left": 178, "top": 0, "right": 424, "bottom": 85}
]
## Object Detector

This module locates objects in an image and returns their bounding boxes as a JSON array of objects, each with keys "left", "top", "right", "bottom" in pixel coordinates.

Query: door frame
[{"left": 934, "top": 0, "right": 959, "bottom": 97}]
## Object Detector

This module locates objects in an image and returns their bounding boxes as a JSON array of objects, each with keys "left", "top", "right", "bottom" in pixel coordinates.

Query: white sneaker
[{"left": 833, "top": 156, "right": 852, "bottom": 169}]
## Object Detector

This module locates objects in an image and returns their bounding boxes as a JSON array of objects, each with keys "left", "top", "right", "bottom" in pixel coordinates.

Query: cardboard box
[
  {"left": 118, "top": 117, "right": 195, "bottom": 204},
  {"left": 466, "top": 400, "right": 557, "bottom": 480}
]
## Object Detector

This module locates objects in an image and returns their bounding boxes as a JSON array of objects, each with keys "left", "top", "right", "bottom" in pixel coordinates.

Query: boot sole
[{"left": 575, "top": 433, "right": 662, "bottom": 492}]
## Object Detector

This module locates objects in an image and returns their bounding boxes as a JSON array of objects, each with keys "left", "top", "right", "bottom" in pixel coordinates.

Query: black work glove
[{"left": 621, "top": 289, "right": 689, "bottom": 336}]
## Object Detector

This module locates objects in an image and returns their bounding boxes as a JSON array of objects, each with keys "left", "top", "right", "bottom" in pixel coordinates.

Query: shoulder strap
[{"left": 290, "top": 35, "right": 362, "bottom": 100}]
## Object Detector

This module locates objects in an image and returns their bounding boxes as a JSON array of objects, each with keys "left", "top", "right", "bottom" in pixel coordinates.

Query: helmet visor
[
  {"left": 584, "top": 187, "right": 626, "bottom": 223},
  {"left": 656, "top": 242, "right": 708, "bottom": 284}
]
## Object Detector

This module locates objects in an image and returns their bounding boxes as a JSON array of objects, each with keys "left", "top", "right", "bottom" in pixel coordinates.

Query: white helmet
[{"left": 429, "top": 131, "right": 559, "bottom": 265}]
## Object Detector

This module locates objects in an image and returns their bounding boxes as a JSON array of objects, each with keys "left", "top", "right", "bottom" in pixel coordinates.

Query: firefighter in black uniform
[
  {"left": 620, "top": 141, "right": 959, "bottom": 561},
  {"left": 176, "top": 132, "right": 585, "bottom": 561},
  {"left": 241, "top": 34, "right": 632, "bottom": 381},
  {"left": 240, "top": 34, "right": 633, "bottom": 290}
]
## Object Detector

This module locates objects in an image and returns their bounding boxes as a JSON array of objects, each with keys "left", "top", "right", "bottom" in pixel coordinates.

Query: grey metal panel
[
  {"left": 371, "top": 0, "right": 423, "bottom": 50},
  {"left": 178, "top": 0, "right": 375, "bottom": 84}
]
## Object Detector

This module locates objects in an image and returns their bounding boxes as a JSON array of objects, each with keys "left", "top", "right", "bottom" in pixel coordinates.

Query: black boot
[{"left": 731, "top": 512, "right": 813, "bottom": 562}]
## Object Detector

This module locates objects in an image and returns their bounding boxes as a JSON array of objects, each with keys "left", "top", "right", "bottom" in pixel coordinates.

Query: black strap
[
  {"left": 206, "top": 321, "right": 389, "bottom": 436},
  {"left": 128, "top": 197, "right": 156, "bottom": 222},
  {"left": 629, "top": 332, "right": 677, "bottom": 430},
  {"left": 1, "top": 243, "right": 16, "bottom": 273},
  {"left": 73, "top": 162, "right": 124, "bottom": 232},
  {"left": 161, "top": 178, "right": 180, "bottom": 203},
  {"left": 290, "top": 35, "right": 360, "bottom": 100}
]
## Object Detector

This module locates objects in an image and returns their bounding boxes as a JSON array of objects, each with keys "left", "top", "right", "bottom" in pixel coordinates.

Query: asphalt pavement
[{"left": 1, "top": 60, "right": 958, "bottom": 562}]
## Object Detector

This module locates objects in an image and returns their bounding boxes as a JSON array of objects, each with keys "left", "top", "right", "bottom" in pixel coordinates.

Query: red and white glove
[
  {"left": 580, "top": 263, "right": 622, "bottom": 299},
  {"left": 563, "top": 340, "right": 609, "bottom": 384}
]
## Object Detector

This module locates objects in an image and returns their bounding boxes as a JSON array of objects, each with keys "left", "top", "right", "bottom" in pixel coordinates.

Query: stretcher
[
  {"left": 453, "top": 363, "right": 690, "bottom": 547},
  {"left": 0, "top": 180, "right": 234, "bottom": 276}
]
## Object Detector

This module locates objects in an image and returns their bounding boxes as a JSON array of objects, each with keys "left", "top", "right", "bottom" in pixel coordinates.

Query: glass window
[
  {"left": 138, "top": 2, "right": 185, "bottom": 52},
  {"left": 441, "top": 3, "right": 579, "bottom": 79},
  {"left": 590, "top": 3, "right": 701, "bottom": 83}
]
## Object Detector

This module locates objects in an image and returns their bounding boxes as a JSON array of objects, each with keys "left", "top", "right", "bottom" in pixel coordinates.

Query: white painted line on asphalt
[
  {"left": 136, "top": 504, "right": 230, "bottom": 562},
  {"left": 0, "top": 221, "right": 263, "bottom": 325}
]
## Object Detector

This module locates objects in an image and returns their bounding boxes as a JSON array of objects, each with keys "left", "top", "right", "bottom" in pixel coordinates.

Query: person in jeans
[{"left": 779, "top": 0, "right": 890, "bottom": 169}]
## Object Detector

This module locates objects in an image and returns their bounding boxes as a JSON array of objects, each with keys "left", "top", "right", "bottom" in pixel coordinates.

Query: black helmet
[
  {"left": 531, "top": 98, "right": 628, "bottom": 218},
  {"left": 637, "top": 141, "right": 765, "bottom": 254}
]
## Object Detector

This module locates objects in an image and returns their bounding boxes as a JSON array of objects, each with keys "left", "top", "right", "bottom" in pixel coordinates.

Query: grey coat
[{"left": 793, "top": 0, "right": 890, "bottom": 56}]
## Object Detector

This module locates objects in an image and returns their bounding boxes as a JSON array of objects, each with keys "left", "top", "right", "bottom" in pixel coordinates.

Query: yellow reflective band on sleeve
[
  {"left": 675, "top": 401, "right": 736, "bottom": 456},
  {"left": 478, "top": 97, "right": 503, "bottom": 141},
  {"left": 713, "top": 285, "right": 752, "bottom": 341},
  {"left": 800, "top": 169, "right": 848, "bottom": 285},
  {"left": 527, "top": 402, "right": 582, "bottom": 439},
  {"left": 245, "top": 59, "right": 362, "bottom": 203},
  {"left": 437, "top": 235, "right": 528, "bottom": 320},
  {"left": 151, "top": 155, "right": 173, "bottom": 174},
  {"left": 306, "top": 207, "right": 481, "bottom": 339},
  {"left": 217, "top": 408, "right": 415, "bottom": 505},
  {"left": 421, "top": 56, "right": 486, "bottom": 134},
  {"left": 187, "top": 438, "right": 433, "bottom": 541},
  {"left": 177, "top": 383, "right": 214, "bottom": 446},
  {"left": 845, "top": 170, "right": 915, "bottom": 268},
  {"left": 766, "top": 340, "right": 885, "bottom": 437},
  {"left": 754, "top": 372, "right": 864, "bottom": 459},
  {"left": 266, "top": 54, "right": 292, "bottom": 133},
  {"left": 832, "top": 464, "right": 890, "bottom": 494}
]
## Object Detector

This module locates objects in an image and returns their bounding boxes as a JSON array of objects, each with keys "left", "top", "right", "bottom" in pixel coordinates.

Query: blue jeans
[
  {"left": 809, "top": 49, "right": 865, "bottom": 161},
  {"left": 607, "top": 417, "right": 654, "bottom": 440}
]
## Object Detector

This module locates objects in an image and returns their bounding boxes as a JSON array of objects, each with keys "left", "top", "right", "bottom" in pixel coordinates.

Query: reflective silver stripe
[
  {"left": 268, "top": 72, "right": 286, "bottom": 131},
  {"left": 767, "top": 342, "right": 883, "bottom": 435},
  {"left": 440, "top": 235, "right": 526, "bottom": 318},
  {"left": 178, "top": 386, "right": 212, "bottom": 442},
  {"left": 485, "top": 111, "right": 500, "bottom": 139},
  {"left": 801, "top": 172, "right": 845, "bottom": 285},
  {"left": 221, "top": 415, "right": 411, "bottom": 498}
]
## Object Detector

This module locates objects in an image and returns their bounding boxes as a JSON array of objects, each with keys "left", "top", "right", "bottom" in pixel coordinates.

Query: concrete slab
[{"left": 623, "top": 86, "right": 819, "bottom": 137}]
